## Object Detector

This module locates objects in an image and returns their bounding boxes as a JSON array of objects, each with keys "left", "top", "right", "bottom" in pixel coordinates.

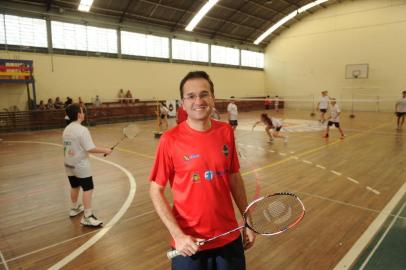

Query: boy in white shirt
[
  {"left": 395, "top": 91, "right": 406, "bottom": 130},
  {"left": 323, "top": 98, "right": 345, "bottom": 139},
  {"left": 317, "top": 91, "right": 330, "bottom": 123},
  {"left": 63, "top": 103, "right": 112, "bottom": 227},
  {"left": 227, "top": 96, "right": 238, "bottom": 130}
]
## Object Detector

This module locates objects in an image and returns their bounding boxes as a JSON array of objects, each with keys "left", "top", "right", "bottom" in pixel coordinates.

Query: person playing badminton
[
  {"left": 63, "top": 103, "right": 112, "bottom": 227},
  {"left": 252, "top": 113, "right": 288, "bottom": 143},
  {"left": 149, "top": 71, "right": 255, "bottom": 270}
]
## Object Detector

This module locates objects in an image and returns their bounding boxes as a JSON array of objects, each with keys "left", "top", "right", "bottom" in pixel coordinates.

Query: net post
[
  {"left": 349, "top": 93, "right": 355, "bottom": 118},
  {"left": 310, "top": 94, "right": 316, "bottom": 117}
]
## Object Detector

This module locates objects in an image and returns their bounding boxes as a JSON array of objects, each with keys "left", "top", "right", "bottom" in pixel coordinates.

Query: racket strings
[
  {"left": 123, "top": 125, "right": 140, "bottom": 139},
  {"left": 249, "top": 195, "right": 303, "bottom": 235}
]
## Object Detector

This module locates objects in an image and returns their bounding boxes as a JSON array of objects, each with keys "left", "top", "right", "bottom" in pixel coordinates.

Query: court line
[
  {"left": 2, "top": 210, "right": 156, "bottom": 265},
  {"left": 359, "top": 201, "right": 406, "bottom": 270},
  {"left": 3, "top": 141, "right": 136, "bottom": 269},
  {"left": 49, "top": 155, "right": 136, "bottom": 269},
  {"left": 333, "top": 181, "right": 406, "bottom": 270},
  {"left": 347, "top": 177, "right": 359, "bottom": 184},
  {"left": 0, "top": 250, "right": 10, "bottom": 270}
]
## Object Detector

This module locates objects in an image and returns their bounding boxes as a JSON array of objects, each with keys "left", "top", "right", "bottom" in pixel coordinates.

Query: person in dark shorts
[
  {"left": 323, "top": 98, "right": 345, "bottom": 139},
  {"left": 395, "top": 91, "right": 406, "bottom": 130},
  {"left": 63, "top": 103, "right": 112, "bottom": 227},
  {"left": 149, "top": 71, "right": 255, "bottom": 270},
  {"left": 227, "top": 96, "right": 238, "bottom": 130}
]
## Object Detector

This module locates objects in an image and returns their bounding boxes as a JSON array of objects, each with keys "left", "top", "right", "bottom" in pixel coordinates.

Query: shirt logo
[
  {"left": 192, "top": 173, "right": 200, "bottom": 183},
  {"left": 222, "top": 144, "right": 229, "bottom": 157},
  {"left": 183, "top": 154, "right": 200, "bottom": 161},
  {"left": 204, "top": 170, "right": 214, "bottom": 181}
]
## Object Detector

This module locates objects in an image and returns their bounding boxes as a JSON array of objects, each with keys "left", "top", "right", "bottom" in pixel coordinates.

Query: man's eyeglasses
[{"left": 183, "top": 91, "right": 212, "bottom": 102}]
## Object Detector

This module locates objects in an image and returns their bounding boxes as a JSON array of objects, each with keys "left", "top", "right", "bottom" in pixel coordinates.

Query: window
[
  {"left": 87, "top": 26, "right": 117, "bottom": 53},
  {"left": 210, "top": 45, "right": 239, "bottom": 66},
  {"left": 3, "top": 15, "right": 47, "bottom": 47},
  {"left": 0, "top": 15, "right": 5, "bottom": 44},
  {"left": 121, "top": 31, "right": 169, "bottom": 58},
  {"left": 172, "top": 39, "right": 208, "bottom": 62},
  {"left": 52, "top": 21, "right": 87, "bottom": 51},
  {"left": 241, "top": 50, "right": 264, "bottom": 68},
  {"left": 52, "top": 21, "right": 117, "bottom": 53}
]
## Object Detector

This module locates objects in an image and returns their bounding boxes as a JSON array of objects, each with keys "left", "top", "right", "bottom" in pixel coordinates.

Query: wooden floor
[{"left": 0, "top": 110, "right": 405, "bottom": 270}]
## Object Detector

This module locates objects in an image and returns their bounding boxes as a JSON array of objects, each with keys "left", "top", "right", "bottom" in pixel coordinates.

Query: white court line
[
  {"left": 0, "top": 250, "right": 10, "bottom": 270},
  {"left": 331, "top": 170, "right": 342, "bottom": 176},
  {"left": 347, "top": 177, "right": 359, "bottom": 184},
  {"left": 333, "top": 181, "right": 406, "bottom": 270},
  {"left": 279, "top": 152, "right": 287, "bottom": 156},
  {"left": 292, "top": 156, "right": 299, "bottom": 160},
  {"left": 49, "top": 155, "right": 136, "bottom": 269},
  {"left": 4, "top": 141, "right": 136, "bottom": 269},
  {"left": 316, "top": 164, "right": 326, "bottom": 169},
  {"left": 366, "top": 186, "right": 380, "bottom": 195},
  {"left": 4, "top": 210, "right": 156, "bottom": 264},
  {"left": 268, "top": 150, "right": 275, "bottom": 153},
  {"left": 302, "top": 160, "right": 313, "bottom": 165},
  {"left": 359, "top": 201, "right": 406, "bottom": 270}
]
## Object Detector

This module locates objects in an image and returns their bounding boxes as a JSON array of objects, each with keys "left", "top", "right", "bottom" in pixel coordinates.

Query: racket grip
[
  {"left": 167, "top": 249, "right": 181, "bottom": 259},
  {"left": 104, "top": 147, "right": 114, "bottom": 157}
]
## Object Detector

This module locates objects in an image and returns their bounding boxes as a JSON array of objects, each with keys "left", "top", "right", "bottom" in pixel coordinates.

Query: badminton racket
[
  {"left": 104, "top": 124, "right": 140, "bottom": 156},
  {"left": 167, "top": 192, "right": 305, "bottom": 259}
]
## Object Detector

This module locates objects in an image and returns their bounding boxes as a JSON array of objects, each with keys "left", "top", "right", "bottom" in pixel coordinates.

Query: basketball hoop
[{"left": 352, "top": 70, "right": 360, "bottom": 79}]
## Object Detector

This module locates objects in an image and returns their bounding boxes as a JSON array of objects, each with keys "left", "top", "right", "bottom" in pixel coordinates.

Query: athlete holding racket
[
  {"left": 63, "top": 103, "right": 112, "bottom": 227},
  {"left": 149, "top": 71, "right": 255, "bottom": 270}
]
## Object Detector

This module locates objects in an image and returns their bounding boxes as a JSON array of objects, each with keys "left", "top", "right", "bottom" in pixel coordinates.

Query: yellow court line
[{"left": 242, "top": 122, "right": 391, "bottom": 177}]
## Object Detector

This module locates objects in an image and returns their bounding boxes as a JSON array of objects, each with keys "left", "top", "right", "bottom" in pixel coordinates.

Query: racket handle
[
  {"left": 167, "top": 249, "right": 180, "bottom": 259},
  {"left": 103, "top": 147, "right": 114, "bottom": 157}
]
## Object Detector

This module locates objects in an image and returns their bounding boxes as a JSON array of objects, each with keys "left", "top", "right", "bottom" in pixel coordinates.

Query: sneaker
[
  {"left": 81, "top": 214, "right": 103, "bottom": 227},
  {"left": 268, "top": 139, "right": 274, "bottom": 144},
  {"left": 322, "top": 134, "right": 329, "bottom": 138},
  {"left": 69, "top": 204, "right": 84, "bottom": 217},
  {"left": 340, "top": 135, "right": 345, "bottom": 139}
]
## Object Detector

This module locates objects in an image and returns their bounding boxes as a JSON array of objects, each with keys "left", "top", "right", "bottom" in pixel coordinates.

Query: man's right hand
[{"left": 174, "top": 235, "right": 204, "bottom": 257}]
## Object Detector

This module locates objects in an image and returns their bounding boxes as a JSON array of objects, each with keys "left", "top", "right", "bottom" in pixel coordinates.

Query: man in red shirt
[{"left": 149, "top": 71, "right": 255, "bottom": 270}]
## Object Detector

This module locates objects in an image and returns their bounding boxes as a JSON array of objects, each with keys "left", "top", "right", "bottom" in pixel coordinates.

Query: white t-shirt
[
  {"left": 319, "top": 96, "right": 329, "bottom": 110},
  {"left": 63, "top": 121, "right": 96, "bottom": 178},
  {"left": 396, "top": 97, "right": 406, "bottom": 112},
  {"left": 271, "top": 117, "right": 283, "bottom": 127},
  {"left": 160, "top": 105, "right": 169, "bottom": 115},
  {"left": 227, "top": 103, "right": 238, "bottom": 121},
  {"left": 330, "top": 104, "right": 341, "bottom": 122}
]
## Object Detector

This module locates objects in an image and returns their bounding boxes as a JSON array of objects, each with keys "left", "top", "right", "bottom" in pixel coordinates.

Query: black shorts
[
  {"left": 396, "top": 112, "right": 406, "bottom": 117},
  {"left": 229, "top": 120, "right": 238, "bottom": 126},
  {"left": 160, "top": 114, "right": 167, "bottom": 119},
  {"left": 68, "top": 176, "right": 94, "bottom": 191},
  {"left": 320, "top": 109, "right": 327, "bottom": 113},
  {"left": 327, "top": 121, "right": 340, "bottom": 128},
  {"left": 275, "top": 126, "right": 282, "bottom": 132}
]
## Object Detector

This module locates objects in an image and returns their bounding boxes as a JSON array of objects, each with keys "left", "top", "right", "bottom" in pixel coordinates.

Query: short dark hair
[
  {"left": 179, "top": 71, "right": 214, "bottom": 99},
  {"left": 403, "top": 91, "right": 406, "bottom": 94},
  {"left": 65, "top": 103, "right": 81, "bottom": 121}
]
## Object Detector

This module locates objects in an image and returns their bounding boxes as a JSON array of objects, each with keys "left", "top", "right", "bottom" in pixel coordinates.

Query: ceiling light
[
  {"left": 253, "top": 0, "right": 330, "bottom": 45},
  {"left": 185, "top": 0, "right": 219, "bottom": 32},
  {"left": 254, "top": 11, "right": 297, "bottom": 45},
  {"left": 298, "top": 0, "right": 328, "bottom": 13},
  {"left": 78, "top": 0, "right": 94, "bottom": 12}
]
